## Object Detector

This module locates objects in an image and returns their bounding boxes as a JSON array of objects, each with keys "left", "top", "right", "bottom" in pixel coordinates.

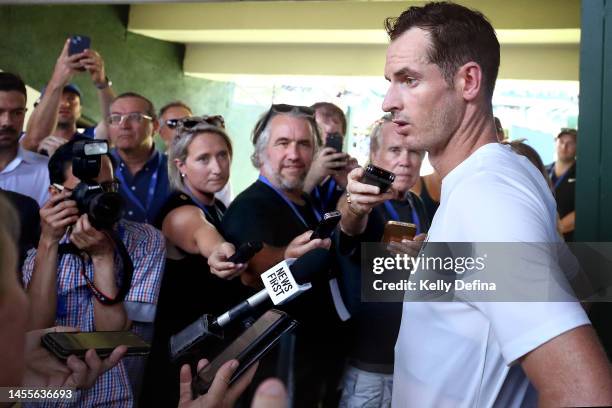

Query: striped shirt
[{"left": 22, "top": 220, "right": 166, "bottom": 408}]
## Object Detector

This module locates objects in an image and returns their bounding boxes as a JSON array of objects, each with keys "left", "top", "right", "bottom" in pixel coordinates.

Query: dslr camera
[{"left": 71, "top": 140, "right": 123, "bottom": 230}]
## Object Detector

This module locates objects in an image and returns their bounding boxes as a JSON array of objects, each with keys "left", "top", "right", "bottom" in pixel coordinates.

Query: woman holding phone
[{"left": 140, "top": 117, "right": 251, "bottom": 408}]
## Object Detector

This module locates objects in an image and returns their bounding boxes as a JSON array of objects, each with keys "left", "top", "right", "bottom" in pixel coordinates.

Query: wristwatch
[{"left": 95, "top": 76, "right": 112, "bottom": 90}]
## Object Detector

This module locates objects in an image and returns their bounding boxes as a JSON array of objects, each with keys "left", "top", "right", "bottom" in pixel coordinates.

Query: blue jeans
[{"left": 339, "top": 365, "right": 394, "bottom": 408}]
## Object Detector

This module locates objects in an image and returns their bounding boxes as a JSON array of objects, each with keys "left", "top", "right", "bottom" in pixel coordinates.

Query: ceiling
[{"left": 127, "top": 0, "right": 581, "bottom": 81}]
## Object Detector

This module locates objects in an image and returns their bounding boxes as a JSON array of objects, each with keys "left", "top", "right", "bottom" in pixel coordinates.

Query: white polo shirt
[
  {"left": 0, "top": 147, "right": 49, "bottom": 207},
  {"left": 393, "top": 143, "right": 589, "bottom": 407}
]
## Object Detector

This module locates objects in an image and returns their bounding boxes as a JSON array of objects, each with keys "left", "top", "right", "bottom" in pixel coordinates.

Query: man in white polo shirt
[
  {"left": 0, "top": 72, "right": 49, "bottom": 207},
  {"left": 343, "top": 2, "right": 612, "bottom": 407}
]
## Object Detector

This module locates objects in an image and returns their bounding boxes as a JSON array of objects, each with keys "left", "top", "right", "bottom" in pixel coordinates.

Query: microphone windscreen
[{"left": 290, "top": 248, "right": 331, "bottom": 284}]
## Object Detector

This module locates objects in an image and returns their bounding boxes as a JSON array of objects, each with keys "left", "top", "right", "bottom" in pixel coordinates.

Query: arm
[
  {"left": 521, "top": 325, "right": 612, "bottom": 406},
  {"left": 70, "top": 215, "right": 129, "bottom": 331},
  {"left": 22, "top": 39, "right": 83, "bottom": 152},
  {"left": 162, "top": 205, "right": 225, "bottom": 258},
  {"left": 79, "top": 49, "right": 116, "bottom": 141},
  {"left": 559, "top": 211, "right": 575, "bottom": 235},
  {"left": 26, "top": 191, "right": 79, "bottom": 329},
  {"left": 303, "top": 147, "right": 348, "bottom": 193}
]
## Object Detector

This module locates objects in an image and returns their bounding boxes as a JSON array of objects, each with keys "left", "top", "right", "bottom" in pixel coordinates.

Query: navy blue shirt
[{"left": 111, "top": 148, "right": 171, "bottom": 224}]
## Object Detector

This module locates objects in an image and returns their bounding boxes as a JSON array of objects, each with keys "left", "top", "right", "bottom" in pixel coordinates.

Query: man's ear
[{"left": 456, "top": 61, "right": 482, "bottom": 102}]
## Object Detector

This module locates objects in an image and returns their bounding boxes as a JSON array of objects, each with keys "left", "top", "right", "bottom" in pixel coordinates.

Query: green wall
[{"left": 0, "top": 4, "right": 263, "bottom": 194}]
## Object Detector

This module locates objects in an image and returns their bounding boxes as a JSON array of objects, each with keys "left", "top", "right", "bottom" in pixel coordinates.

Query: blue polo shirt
[{"left": 111, "top": 148, "right": 171, "bottom": 224}]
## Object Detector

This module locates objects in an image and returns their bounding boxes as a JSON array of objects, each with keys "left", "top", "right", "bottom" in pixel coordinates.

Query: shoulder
[
  {"left": 154, "top": 191, "right": 197, "bottom": 227},
  {"left": 20, "top": 148, "right": 49, "bottom": 166},
  {"left": 0, "top": 189, "right": 39, "bottom": 211},
  {"left": 122, "top": 220, "right": 164, "bottom": 245},
  {"left": 225, "top": 181, "right": 277, "bottom": 214}
]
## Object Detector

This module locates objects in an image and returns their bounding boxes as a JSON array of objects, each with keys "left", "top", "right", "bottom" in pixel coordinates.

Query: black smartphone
[
  {"left": 42, "top": 330, "right": 150, "bottom": 361},
  {"left": 362, "top": 164, "right": 395, "bottom": 194},
  {"left": 310, "top": 211, "right": 342, "bottom": 240},
  {"left": 325, "top": 133, "right": 343, "bottom": 152},
  {"left": 68, "top": 35, "right": 91, "bottom": 56},
  {"left": 228, "top": 241, "right": 263, "bottom": 264},
  {"left": 192, "top": 309, "right": 297, "bottom": 396}
]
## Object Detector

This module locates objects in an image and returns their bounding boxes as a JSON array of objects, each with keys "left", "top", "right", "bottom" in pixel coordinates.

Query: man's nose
[{"left": 382, "top": 84, "right": 401, "bottom": 114}]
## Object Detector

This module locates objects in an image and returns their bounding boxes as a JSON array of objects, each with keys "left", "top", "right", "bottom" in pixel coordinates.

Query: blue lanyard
[
  {"left": 116, "top": 151, "right": 162, "bottom": 222},
  {"left": 258, "top": 175, "right": 322, "bottom": 227},
  {"left": 183, "top": 186, "right": 222, "bottom": 222},
  {"left": 383, "top": 199, "right": 422, "bottom": 235},
  {"left": 548, "top": 163, "right": 570, "bottom": 191},
  {"left": 312, "top": 178, "right": 337, "bottom": 214}
]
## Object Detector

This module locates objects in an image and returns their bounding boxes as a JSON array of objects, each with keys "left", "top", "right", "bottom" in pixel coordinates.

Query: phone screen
[{"left": 198, "top": 310, "right": 284, "bottom": 384}]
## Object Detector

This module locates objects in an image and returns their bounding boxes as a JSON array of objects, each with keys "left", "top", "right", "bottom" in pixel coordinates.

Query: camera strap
[{"left": 58, "top": 227, "right": 134, "bottom": 305}]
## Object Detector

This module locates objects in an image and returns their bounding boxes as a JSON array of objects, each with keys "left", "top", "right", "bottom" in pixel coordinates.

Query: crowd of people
[{"left": 0, "top": 1, "right": 610, "bottom": 407}]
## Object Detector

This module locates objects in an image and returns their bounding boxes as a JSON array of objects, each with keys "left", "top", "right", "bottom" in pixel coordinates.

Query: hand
[
  {"left": 310, "top": 147, "right": 349, "bottom": 181},
  {"left": 386, "top": 233, "right": 427, "bottom": 257},
  {"left": 251, "top": 378, "right": 287, "bottom": 408},
  {"left": 79, "top": 49, "right": 107, "bottom": 86},
  {"left": 37, "top": 135, "right": 67, "bottom": 157},
  {"left": 49, "top": 39, "right": 86, "bottom": 88},
  {"left": 177, "top": 359, "right": 258, "bottom": 408},
  {"left": 333, "top": 155, "right": 359, "bottom": 189},
  {"left": 69, "top": 214, "right": 114, "bottom": 258},
  {"left": 40, "top": 191, "right": 80, "bottom": 244},
  {"left": 22, "top": 326, "right": 126, "bottom": 389},
  {"left": 284, "top": 230, "right": 331, "bottom": 259},
  {"left": 208, "top": 242, "right": 247, "bottom": 280},
  {"left": 345, "top": 167, "right": 394, "bottom": 217}
]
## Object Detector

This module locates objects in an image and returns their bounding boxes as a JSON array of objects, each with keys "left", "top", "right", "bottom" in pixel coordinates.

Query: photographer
[{"left": 22, "top": 139, "right": 165, "bottom": 407}]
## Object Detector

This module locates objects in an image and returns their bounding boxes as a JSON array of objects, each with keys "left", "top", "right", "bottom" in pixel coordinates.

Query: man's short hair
[
  {"left": 111, "top": 92, "right": 156, "bottom": 119},
  {"left": 48, "top": 139, "right": 115, "bottom": 185},
  {"left": 158, "top": 101, "right": 192, "bottom": 119},
  {"left": 385, "top": 1, "right": 500, "bottom": 100},
  {"left": 369, "top": 114, "right": 393, "bottom": 158},
  {"left": 557, "top": 128, "right": 578, "bottom": 140},
  {"left": 0, "top": 72, "right": 27, "bottom": 100},
  {"left": 310, "top": 102, "right": 347, "bottom": 135}
]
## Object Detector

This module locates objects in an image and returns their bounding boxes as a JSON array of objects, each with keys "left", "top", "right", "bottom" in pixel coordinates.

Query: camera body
[{"left": 71, "top": 140, "right": 123, "bottom": 230}]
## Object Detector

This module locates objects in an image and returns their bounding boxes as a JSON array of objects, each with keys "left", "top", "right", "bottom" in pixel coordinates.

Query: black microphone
[{"left": 169, "top": 248, "right": 330, "bottom": 361}]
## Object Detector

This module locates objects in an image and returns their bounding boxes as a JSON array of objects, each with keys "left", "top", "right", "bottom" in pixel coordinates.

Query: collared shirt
[
  {"left": 0, "top": 146, "right": 49, "bottom": 207},
  {"left": 22, "top": 220, "right": 166, "bottom": 408},
  {"left": 110, "top": 147, "right": 171, "bottom": 224}
]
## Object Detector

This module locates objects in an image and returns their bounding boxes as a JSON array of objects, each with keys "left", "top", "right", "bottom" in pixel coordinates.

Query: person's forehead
[
  {"left": 62, "top": 91, "right": 80, "bottom": 101},
  {"left": 385, "top": 27, "right": 433, "bottom": 76},
  {"left": 0, "top": 90, "right": 26, "bottom": 108},
  {"left": 268, "top": 114, "right": 313, "bottom": 139},
  {"left": 558, "top": 133, "right": 576, "bottom": 142},
  {"left": 111, "top": 96, "right": 148, "bottom": 113},
  {"left": 162, "top": 106, "right": 191, "bottom": 120},
  {"left": 315, "top": 109, "right": 341, "bottom": 122}
]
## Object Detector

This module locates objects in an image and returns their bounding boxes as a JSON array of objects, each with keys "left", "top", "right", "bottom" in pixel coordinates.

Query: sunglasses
[
  {"left": 166, "top": 115, "right": 225, "bottom": 131},
  {"left": 252, "top": 104, "right": 319, "bottom": 145}
]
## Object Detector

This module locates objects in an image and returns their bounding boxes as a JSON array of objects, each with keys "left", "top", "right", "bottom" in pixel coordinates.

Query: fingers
[
  {"left": 294, "top": 230, "right": 314, "bottom": 245},
  {"left": 197, "top": 358, "right": 209, "bottom": 372},
  {"left": 64, "top": 355, "right": 88, "bottom": 388},
  {"left": 414, "top": 233, "right": 427, "bottom": 242},
  {"left": 226, "top": 361, "right": 259, "bottom": 405},
  {"left": 251, "top": 378, "right": 287, "bottom": 408},
  {"left": 177, "top": 364, "right": 194, "bottom": 405},
  {"left": 101, "top": 345, "right": 127, "bottom": 373},
  {"left": 206, "top": 359, "right": 238, "bottom": 402}
]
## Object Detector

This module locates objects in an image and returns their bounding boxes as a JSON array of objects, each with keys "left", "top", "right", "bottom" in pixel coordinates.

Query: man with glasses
[
  {"left": 21, "top": 139, "right": 165, "bottom": 408},
  {"left": 222, "top": 104, "right": 347, "bottom": 407},
  {"left": 155, "top": 100, "right": 193, "bottom": 153},
  {"left": 0, "top": 72, "right": 50, "bottom": 207},
  {"left": 546, "top": 128, "right": 578, "bottom": 241},
  {"left": 107, "top": 92, "right": 171, "bottom": 223}
]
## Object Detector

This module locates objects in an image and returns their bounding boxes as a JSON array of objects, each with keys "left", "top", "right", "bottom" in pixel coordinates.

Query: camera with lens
[{"left": 71, "top": 140, "right": 123, "bottom": 230}]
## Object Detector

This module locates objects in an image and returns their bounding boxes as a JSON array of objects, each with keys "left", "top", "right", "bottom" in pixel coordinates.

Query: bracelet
[{"left": 94, "top": 76, "right": 112, "bottom": 90}]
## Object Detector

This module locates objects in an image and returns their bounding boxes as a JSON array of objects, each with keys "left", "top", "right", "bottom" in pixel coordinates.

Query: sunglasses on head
[
  {"left": 166, "top": 115, "right": 225, "bottom": 131},
  {"left": 253, "top": 104, "right": 318, "bottom": 144}
]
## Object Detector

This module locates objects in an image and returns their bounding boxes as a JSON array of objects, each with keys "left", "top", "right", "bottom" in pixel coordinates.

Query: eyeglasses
[
  {"left": 252, "top": 104, "right": 319, "bottom": 145},
  {"left": 168, "top": 115, "right": 225, "bottom": 132},
  {"left": 107, "top": 112, "right": 153, "bottom": 126}
]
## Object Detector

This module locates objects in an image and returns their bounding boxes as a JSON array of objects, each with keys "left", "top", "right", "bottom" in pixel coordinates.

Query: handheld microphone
[{"left": 169, "top": 248, "right": 330, "bottom": 361}]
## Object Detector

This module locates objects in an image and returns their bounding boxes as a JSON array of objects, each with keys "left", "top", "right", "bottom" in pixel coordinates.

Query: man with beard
[
  {"left": 21, "top": 38, "right": 115, "bottom": 157},
  {"left": 222, "top": 104, "right": 346, "bottom": 407},
  {"left": 0, "top": 72, "right": 50, "bottom": 207}
]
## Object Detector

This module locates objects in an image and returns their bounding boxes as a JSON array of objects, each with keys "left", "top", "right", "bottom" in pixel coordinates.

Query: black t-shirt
[
  {"left": 222, "top": 180, "right": 340, "bottom": 327},
  {"left": 547, "top": 162, "right": 576, "bottom": 241},
  {"left": 337, "top": 192, "right": 430, "bottom": 368},
  {"left": 0, "top": 189, "right": 40, "bottom": 268},
  {"left": 310, "top": 176, "right": 344, "bottom": 215}
]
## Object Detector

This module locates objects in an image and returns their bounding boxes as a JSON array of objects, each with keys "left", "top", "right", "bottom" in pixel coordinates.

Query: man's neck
[
  {"left": 118, "top": 142, "right": 154, "bottom": 175},
  {"left": 260, "top": 172, "right": 305, "bottom": 205},
  {"left": 0, "top": 145, "right": 19, "bottom": 172},
  {"left": 54, "top": 122, "right": 77, "bottom": 141},
  {"left": 429, "top": 108, "right": 497, "bottom": 179},
  {"left": 555, "top": 159, "right": 575, "bottom": 176}
]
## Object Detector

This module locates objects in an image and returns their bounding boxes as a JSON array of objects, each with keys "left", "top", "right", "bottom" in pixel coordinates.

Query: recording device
[
  {"left": 191, "top": 309, "right": 297, "bottom": 396},
  {"left": 71, "top": 140, "right": 123, "bottom": 231},
  {"left": 310, "top": 211, "right": 341, "bottom": 240},
  {"left": 228, "top": 241, "right": 263, "bottom": 264},
  {"left": 170, "top": 248, "right": 330, "bottom": 362},
  {"left": 41, "top": 331, "right": 150, "bottom": 362},
  {"left": 382, "top": 220, "right": 417, "bottom": 243},
  {"left": 325, "top": 132, "right": 343, "bottom": 153},
  {"left": 68, "top": 35, "right": 91, "bottom": 56},
  {"left": 362, "top": 164, "right": 395, "bottom": 194}
]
